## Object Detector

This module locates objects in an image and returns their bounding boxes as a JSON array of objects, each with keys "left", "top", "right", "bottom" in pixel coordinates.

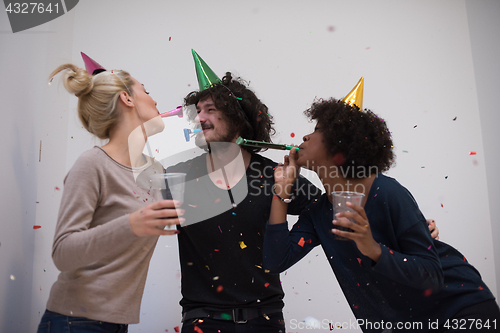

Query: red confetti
[
  {"left": 298, "top": 237, "right": 305, "bottom": 247},
  {"left": 463, "top": 255, "right": 466, "bottom": 261},
  {"left": 216, "top": 285, "right": 223, "bottom": 292},
  {"left": 305, "top": 239, "right": 312, "bottom": 244},
  {"left": 389, "top": 249, "right": 394, "bottom": 255},
  {"left": 264, "top": 282, "right": 270, "bottom": 287},
  {"left": 353, "top": 305, "right": 359, "bottom": 309},
  {"left": 194, "top": 326, "right": 203, "bottom": 333},
  {"left": 169, "top": 37, "right": 172, "bottom": 41},
  {"left": 290, "top": 132, "right": 295, "bottom": 138},
  {"left": 174, "top": 327, "right": 180, "bottom": 333},
  {"left": 469, "top": 151, "right": 477, "bottom": 155},
  {"left": 55, "top": 187, "right": 60, "bottom": 190},
  {"left": 441, "top": 203, "right": 443, "bottom": 207},
  {"left": 478, "top": 286, "right": 484, "bottom": 290},
  {"left": 357, "top": 258, "right": 362, "bottom": 266},
  {"left": 33, "top": 225, "right": 41, "bottom": 229},
  {"left": 423, "top": 289, "right": 433, "bottom": 297}
]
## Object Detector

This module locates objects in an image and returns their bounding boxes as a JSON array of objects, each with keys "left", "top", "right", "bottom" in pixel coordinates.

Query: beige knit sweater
[{"left": 46, "top": 147, "right": 164, "bottom": 324}]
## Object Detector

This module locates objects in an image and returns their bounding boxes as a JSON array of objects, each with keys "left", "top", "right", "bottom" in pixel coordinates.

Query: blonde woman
[{"left": 37, "top": 65, "right": 183, "bottom": 333}]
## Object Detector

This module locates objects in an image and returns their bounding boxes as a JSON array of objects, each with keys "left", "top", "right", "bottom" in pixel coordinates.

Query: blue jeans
[{"left": 37, "top": 310, "right": 128, "bottom": 333}]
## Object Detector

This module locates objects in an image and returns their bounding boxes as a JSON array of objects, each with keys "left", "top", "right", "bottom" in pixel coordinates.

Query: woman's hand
[
  {"left": 273, "top": 147, "right": 300, "bottom": 198},
  {"left": 129, "top": 200, "right": 184, "bottom": 237},
  {"left": 427, "top": 219, "right": 439, "bottom": 240},
  {"left": 332, "top": 202, "right": 382, "bottom": 262}
]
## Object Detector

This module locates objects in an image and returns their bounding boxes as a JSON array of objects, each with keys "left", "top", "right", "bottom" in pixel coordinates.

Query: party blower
[
  {"left": 236, "top": 137, "right": 299, "bottom": 151},
  {"left": 183, "top": 128, "right": 203, "bottom": 142},
  {"left": 160, "top": 106, "right": 184, "bottom": 118}
]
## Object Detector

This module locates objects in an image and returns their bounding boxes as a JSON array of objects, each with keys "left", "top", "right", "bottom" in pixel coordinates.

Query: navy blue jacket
[{"left": 264, "top": 174, "right": 494, "bottom": 332}]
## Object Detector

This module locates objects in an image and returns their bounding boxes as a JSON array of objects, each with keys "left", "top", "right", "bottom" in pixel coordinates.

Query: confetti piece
[
  {"left": 298, "top": 237, "right": 305, "bottom": 247},
  {"left": 215, "top": 198, "right": 221, "bottom": 203},
  {"left": 305, "top": 239, "right": 312, "bottom": 244},
  {"left": 216, "top": 285, "right": 223, "bottom": 292},
  {"left": 402, "top": 150, "right": 408, "bottom": 153},
  {"left": 55, "top": 187, "right": 60, "bottom": 190},
  {"left": 232, "top": 212, "right": 236, "bottom": 215},
  {"left": 194, "top": 326, "right": 203, "bottom": 333},
  {"left": 218, "top": 226, "right": 222, "bottom": 233},
  {"left": 221, "top": 313, "right": 232, "bottom": 320},
  {"left": 327, "top": 26, "right": 335, "bottom": 32},
  {"left": 421, "top": 166, "right": 425, "bottom": 168},
  {"left": 478, "top": 286, "right": 484, "bottom": 290},
  {"left": 441, "top": 203, "right": 443, "bottom": 207},
  {"left": 290, "top": 132, "right": 295, "bottom": 138},
  {"left": 169, "top": 37, "right": 172, "bottom": 41},
  {"left": 469, "top": 151, "right": 477, "bottom": 155},
  {"left": 423, "top": 289, "right": 433, "bottom": 297},
  {"left": 10, "top": 275, "right": 15, "bottom": 280},
  {"left": 264, "top": 282, "right": 270, "bottom": 287},
  {"left": 413, "top": 125, "right": 417, "bottom": 128},
  {"left": 174, "top": 326, "right": 180, "bottom": 333},
  {"left": 33, "top": 225, "right": 41, "bottom": 229},
  {"left": 239, "top": 241, "right": 247, "bottom": 249},
  {"left": 445, "top": 176, "right": 448, "bottom": 179},
  {"left": 353, "top": 305, "right": 359, "bottom": 309},
  {"left": 389, "top": 250, "right": 394, "bottom": 255},
  {"left": 216, "top": 180, "right": 223, "bottom": 185},
  {"left": 453, "top": 117, "right": 457, "bottom": 121},
  {"left": 428, "top": 245, "right": 432, "bottom": 250},
  {"left": 188, "top": 204, "right": 197, "bottom": 208},
  {"left": 357, "top": 258, "right": 362, "bottom": 266}
]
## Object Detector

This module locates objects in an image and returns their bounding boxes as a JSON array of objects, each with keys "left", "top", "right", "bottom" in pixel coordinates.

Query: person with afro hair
[{"left": 263, "top": 98, "right": 499, "bottom": 332}]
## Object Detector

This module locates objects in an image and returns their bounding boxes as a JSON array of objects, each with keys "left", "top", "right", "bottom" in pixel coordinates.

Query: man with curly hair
[
  {"left": 263, "top": 98, "right": 499, "bottom": 332},
  {"left": 166, "top": 72, "right": 321, "bottom": 333}
]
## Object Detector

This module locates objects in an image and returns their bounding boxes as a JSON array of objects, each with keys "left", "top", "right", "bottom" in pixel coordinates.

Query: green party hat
[{"left": 192, "top": 49, "right": 221, "bottom": 90}]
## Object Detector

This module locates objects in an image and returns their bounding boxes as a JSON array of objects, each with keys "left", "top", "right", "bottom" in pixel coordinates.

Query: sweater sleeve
[
  {"left": 287, "top": 175, "right": 322, "bottom": 215},
  {"left": 263, "top": 212, "right": 320, "bottom": 274},
  {"left": 369, "top": 179, "right": 444, "bottom": 292},
  {"left": 52, "top": 152, "right": 139, "bottom": 272}
]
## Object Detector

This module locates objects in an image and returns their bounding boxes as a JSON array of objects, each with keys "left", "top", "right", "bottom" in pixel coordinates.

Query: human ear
[
  {"left": 332, "top": 153, "right": 346, "bottom": 166},
  {"left": 119, "top": 91, "right": 134, "bottom": 107}
]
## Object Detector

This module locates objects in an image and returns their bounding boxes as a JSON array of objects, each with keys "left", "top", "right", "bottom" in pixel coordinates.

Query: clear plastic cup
[
  {"left": 150, "top": 173, "right": 186, "bottom": 229},
  {"left": 331, "top": 191, "right": 365, "bottom": 240}
]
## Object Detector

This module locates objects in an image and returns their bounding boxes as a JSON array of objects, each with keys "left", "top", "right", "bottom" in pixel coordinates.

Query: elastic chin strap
[{"left": 111, "top": 70, "right": 154, "bottom": 160}]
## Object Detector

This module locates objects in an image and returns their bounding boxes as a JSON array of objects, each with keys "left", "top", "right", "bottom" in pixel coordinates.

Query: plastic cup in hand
[
  {"left": 150, "top": 173, "right": 186, "bottom": 229},
  {"left": 332, "top": 191, "right": 365, "bottom": 241}
]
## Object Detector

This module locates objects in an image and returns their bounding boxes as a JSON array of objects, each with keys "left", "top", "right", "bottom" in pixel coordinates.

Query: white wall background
[{"left": 0, "top": 1, "right": 498, "bottom": 332}]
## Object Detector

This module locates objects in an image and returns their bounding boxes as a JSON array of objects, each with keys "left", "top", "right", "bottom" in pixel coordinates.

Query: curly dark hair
[
  {"left": 304, "top": 98, "right": 395, "bottom": 178},
  {"left": 184, "top": 72, "right": 275, "bottom": 153}
]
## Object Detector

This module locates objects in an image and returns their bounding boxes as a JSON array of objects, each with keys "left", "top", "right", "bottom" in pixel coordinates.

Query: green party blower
[{"left": 236, "top": 137, "right": 299, "bottom": 151}]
